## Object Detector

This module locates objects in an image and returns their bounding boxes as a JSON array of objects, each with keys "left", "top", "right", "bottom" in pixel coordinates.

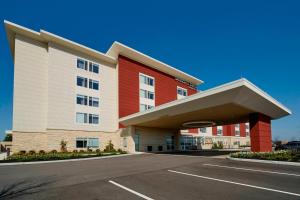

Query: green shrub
[
  {"left": 79, "top": 149, "right": 85, "bottom": 153},
  {"left": 60, "top": 140, "right": 68, "bottom": 152},
  {"left": 73, "top": 150, "right": 78, "bottom": 153},
  {"left": 18, "top": 151, "right": 26, "bottom": 155},
  {"left": 1, "top": 150, "right": 126, "bottom": 163},
  {"left": 50, "top": 150, "right": 57, "bottom": 153},
  {"left": 212, "top": 142, "right": 223, "bottom": 149},
  {"left": 4, "top": 134, "right": 12, "bottom": 141},
  {"left": 95, "top": 149, "right": 101, "bottom": 153},
  {"left": 230, "top": 150, "right": 300, "bottom": 162},
  {"left": 39, "top": 150, "right": 46, "bottom": 154},
  {"left": 28, "top": 150, "right": 36, "bottom": 155},
  {"left": 104, "top": 140, "right": 116, "bottom": 152}
]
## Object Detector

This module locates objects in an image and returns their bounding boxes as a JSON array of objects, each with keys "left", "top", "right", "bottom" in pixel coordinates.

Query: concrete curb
[
  {"left": 227, "top": 156, "right": 300, "bottom": 167},
  {"left": 0, "top": 153, "right": 135, "bottom": 166}
]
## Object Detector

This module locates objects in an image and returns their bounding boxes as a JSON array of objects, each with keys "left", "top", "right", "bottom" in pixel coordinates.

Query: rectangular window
[
  {"left": 76, "top": 112, "right": 87, "bottom": 124},
  {"left": 140, "top": 104, "right": 153, "bottom": 112},
  {"left": 77, "top": 59, "right": 88, "bottom": 70},
  {"left": 89, "top": 63, "right": 99, "bottom": 74},
  {"left": 139, "top": 89, "right": 154, "bottom": 100},
  {"left": 139, "top": 74, "right": 154, "bottom": 86},
  {"left": 89, "top": 97, "right": 99, "bottom": 107},
  {"left": 77, "top": 76, "right": 88, "bottom": 88},
  {"left": 76, "top": 138, "right": 87, "bottom": 148},
  {"left": 217, "top": 126, "right": 223, "bottom": 136},
  {"left": 200, "top": 127, "right": 207, "bottom": 133},
  {"left": 140, "top": 89, "right": 147, "bottom": 98},
  {"left": 88, "top": 138, "right": 99, "bottom": 148},
  {"left": 77, "top": 95, "right": 88, "bottom": 105},
  {"left": 89, "top": 114, "right": 99, "bottom": 124},
  {"left": 177, "top": 87, "right": 188, "bottom": 97},
  {"left": 235, "top": 124, "right": 240, "bottom": 136},
  {"left": 89, "top": 79, "right": 99, "bottom": 90}
]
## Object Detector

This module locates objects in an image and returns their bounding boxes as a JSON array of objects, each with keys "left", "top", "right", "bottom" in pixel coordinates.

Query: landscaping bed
[
  {"left": 230, "top": 150, "right": 300, "bottom": 162},
  {"left": 0, "top": 150, "right": 126, "bottom": 163}
]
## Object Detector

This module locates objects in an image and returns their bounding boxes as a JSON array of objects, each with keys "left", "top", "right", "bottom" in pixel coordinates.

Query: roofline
[
  {"left": 119, "top": 78, "right": 291, "bottom": 122},
  {"left": 107, "top": 41, "right": 204, "bottom": 86},
  {"left": 4, "top": 20, "right": 117, "bottom": 64},
  {"left": 4, "top": 20, "right": 204, "bottom": 86}
]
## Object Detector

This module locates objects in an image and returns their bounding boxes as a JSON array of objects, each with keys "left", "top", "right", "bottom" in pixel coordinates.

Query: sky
[{"left": 0, "top": 0, "right": 299, "bottom": 141}]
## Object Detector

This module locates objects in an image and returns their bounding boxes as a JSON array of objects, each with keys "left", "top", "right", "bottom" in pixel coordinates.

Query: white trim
[
  {"left": 4, "top": 20, "right": 116, "bottom": 64},
  {"left": 168, "top": 170, "right": 300, "bottom": 197},
  {"left": 109, "top": 180, "right": 154, "bottom": 200},
  {"left": 203, "top": 164, "right": 300, "bottom": 177}
]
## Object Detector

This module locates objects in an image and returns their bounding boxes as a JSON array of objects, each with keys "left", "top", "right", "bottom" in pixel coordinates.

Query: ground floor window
[
  {"left": 166, "top": 136, "right": 175, "bottom": 150},
  {"left": 76, "top": 137, "right": 99, "bottom": 148}
]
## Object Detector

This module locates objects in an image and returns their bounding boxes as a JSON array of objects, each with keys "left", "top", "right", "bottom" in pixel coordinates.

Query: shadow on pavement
[{"left": 0, "top": 177, "right": 56, "bottom": 199}]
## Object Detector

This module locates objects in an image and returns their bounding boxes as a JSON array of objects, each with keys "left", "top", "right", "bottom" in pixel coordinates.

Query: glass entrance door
[{"left": 134, "top": 134, "right": 140, "bottom": 152}]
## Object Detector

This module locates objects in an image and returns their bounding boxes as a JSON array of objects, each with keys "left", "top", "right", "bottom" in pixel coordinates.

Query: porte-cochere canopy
[{"left": 119, "top": 79, "right": 291, "bottom": 129}]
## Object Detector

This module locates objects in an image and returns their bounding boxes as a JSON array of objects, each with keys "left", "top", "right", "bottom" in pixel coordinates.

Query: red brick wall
[
  {"left": 118, "top": 55, "right": 197, "bottom": 120},
  {"left": 250, "top": 113, "right": 272, "bottom": 152}
]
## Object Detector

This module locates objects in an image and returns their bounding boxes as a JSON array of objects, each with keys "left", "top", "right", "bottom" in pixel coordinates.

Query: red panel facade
[
  {"left": 249, "top": 113, "right": 272, "bottom": 152},
  {"left": 118, "top": 56, "right": 197, "bottom": 120}
]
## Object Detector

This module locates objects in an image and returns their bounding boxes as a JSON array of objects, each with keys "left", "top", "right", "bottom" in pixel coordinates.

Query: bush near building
[
  {"left": 230, "top": 150, "right": 300, "bottom": 162},
  {"left": 0, "top": 149, "right": 126, "bottom": 163}
]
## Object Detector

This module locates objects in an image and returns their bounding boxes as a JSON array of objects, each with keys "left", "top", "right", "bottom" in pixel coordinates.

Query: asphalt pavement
[{"left": 0, "top": 152, "right": 299, "bottom": 200}]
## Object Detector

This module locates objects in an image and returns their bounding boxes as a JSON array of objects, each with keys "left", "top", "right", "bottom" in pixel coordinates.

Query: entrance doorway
[{"left": 134, "top": 134, "right": 140, "bottom": 151}]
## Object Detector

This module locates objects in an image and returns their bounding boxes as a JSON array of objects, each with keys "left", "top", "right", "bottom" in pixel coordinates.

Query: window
[
  {"left": 177, "top": 87, "right": 187, "bottom": 96},
  {"left": 89, "top": 114, "right": 99, "bottom": 124},
  {"left": 89, "top": 62, "right": 99, "bottom": 74},
  {"left": 217, "top": 126, "right": 223, "bottom": 136},
  {"left": 89, "top": 79, "right": 99, "bottom": 90},
  {"left": 166, "top": 136, "right": 175, "bottom": 150},
  {"left": 200, "top": 127, "right": 207, "bottom": 133},
  {"left": 235, "top": 124, "right": 240, "bottom": 136},
  {"left": 139, "top": 74, "right": 154, "bottom": 86},
  {"left": 89, "top": 97, "right": 99, "bottom": 107},
  {"left": 76, "top": 138, "right": 87, "bottom": 148},
  {"left": 140, "top": 104, "right": 153, "bottom": 112},
  {"left": 77, "top": 76, "right": 88, "bottom": 87},
  {"left": 245, "top": 123, "right": 250, "bottom": 130},
  {"left": 140, "top": 89, "right": 154, "bottom": 100},
  {"left": 76, "top": 113, "right": 87, "bottom": 124},
  {"left": 76, "top": 138, "right": 99, "bottom": 148},
  {"left": 88, "top": 138, "right": 99, "bottom": 148},
  {"left": 77, "top": 95, "right": 88, "bottom": 105},
  {"left": 77, "top": 59, "right": 87, "bottom": 70}
]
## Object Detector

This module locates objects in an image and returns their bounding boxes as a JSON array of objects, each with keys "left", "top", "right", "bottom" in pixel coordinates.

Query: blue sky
[{"left": 0, "top": 0, "right": 299, "bottom": 140}]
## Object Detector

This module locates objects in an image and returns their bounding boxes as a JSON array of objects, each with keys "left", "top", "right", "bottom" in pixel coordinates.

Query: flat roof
[
  {"left": 4, "top": 20, "right": 203, "bottom": 85},
  {"left": 119, "top": 78, "right": 291, "bottom": 129}
]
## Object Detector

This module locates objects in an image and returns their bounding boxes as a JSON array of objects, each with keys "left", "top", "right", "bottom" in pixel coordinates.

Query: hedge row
[
  {"left": 1, "top": 151, "right": 126, "bottom": 163},
  {"left": 230, "top": 150, "right": 300, "bottom": 162}
]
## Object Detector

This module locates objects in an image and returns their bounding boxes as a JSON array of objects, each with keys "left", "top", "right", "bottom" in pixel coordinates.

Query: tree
[{"left": 4, "top": 134, "right": 12, "bottom": 142}]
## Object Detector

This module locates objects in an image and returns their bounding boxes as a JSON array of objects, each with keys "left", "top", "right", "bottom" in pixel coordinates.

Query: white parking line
[
  {"left": 168, "top": 170, "right": 300, "bottom": 197},
  {"left": 203, "top": 164, "right": 300, "bottom": 177},
  {"left": 109, "top": 180, "right": 154, "bottom": 200}
]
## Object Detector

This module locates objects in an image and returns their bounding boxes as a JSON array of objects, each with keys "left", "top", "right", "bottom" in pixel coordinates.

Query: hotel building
[{"left": 4, "top": 21, "right": 291, "bottom": 153}]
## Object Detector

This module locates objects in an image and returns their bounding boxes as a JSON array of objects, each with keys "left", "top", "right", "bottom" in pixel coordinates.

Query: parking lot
[{"left": 0, "top": 152, "right": 299, "bottom": 200}]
